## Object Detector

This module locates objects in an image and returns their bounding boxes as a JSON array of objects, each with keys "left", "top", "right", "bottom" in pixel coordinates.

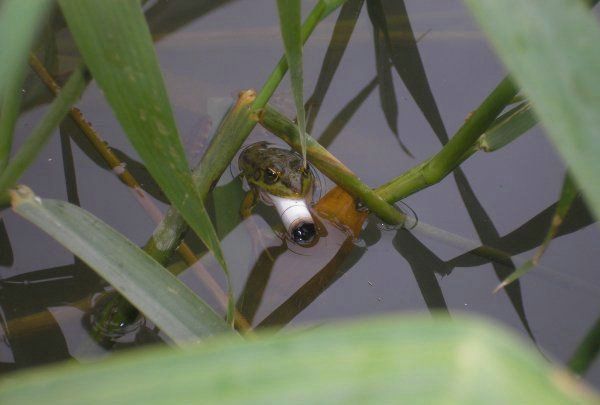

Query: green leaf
[
  {"left": 10, "top": 186, "right": 231, "bottom": 344},
  {"left": 463, "top": 0, "right": 600, "bottom": 220},
  {"left": 0, "top": 0, "right": 54, "bottom": 170},
  {"left": 478, "top": 102, "right": 536, "bottom": 152},
  {"left": 0, "top": 0, "right": 53, "bottom": 101},
  {"left": 57, "top": 1, "right": 229, "bottom": 285},
  {"left": 276, "top": 0, "right": 307, "bottom": 165},
  {"left": 0, "top": 315, "right": 595, "bottom": 403}
]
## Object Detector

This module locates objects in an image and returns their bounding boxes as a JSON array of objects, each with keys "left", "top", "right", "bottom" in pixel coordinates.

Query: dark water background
[{"left": 0, "top": 0, "right": 598, "bottom": 387}]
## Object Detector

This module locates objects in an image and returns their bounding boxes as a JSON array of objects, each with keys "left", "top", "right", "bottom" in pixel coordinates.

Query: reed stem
[{"left": 375, "top": 76, "right": 518, "bottom": 203}]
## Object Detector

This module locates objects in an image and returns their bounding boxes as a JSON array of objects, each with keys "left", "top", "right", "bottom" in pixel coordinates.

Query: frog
[{"left": 238, "top": 142, "right": 317, "bottom": 246}]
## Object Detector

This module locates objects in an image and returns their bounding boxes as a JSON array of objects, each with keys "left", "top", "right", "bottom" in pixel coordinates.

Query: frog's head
[
  {"left": 238, "top": 142, "right": 314, "bottom": 199},
  {"left": 239, "top": 142, "right": 318, "bottom": 246}
]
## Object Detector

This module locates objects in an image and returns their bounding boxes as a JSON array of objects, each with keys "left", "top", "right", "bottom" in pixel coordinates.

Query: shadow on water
[
  {"left": 393, "top": 230, "right": 449, "bottom": 314},
  {"left": 305, "top": 0, "right": 365, "bottom": 134},
  {"left": 236, "top": 244, "right": 287, "bottom": 325},
  {"left": 0, "top": 220, "right": 13, "bottom": 268},
  {"left": 376, "top": 0, "right": 448, "bottom": 145},
  {"left": 145, "top": 0, "right": 238, "bottom": 41},
  {"left": 257, "top": 219, "right": 381, "bottom": 329},
  {"left": 0, "top": 263, "right": 100, "bottom": 371},
  {"left": 448, "top": 194, "right": 595, "bottom": 269},
  {"left": 318, "top": 76, "right": 378, "bottom": 149},
  {"left": 452, "top": 168, "right": 536, "bottom": 341},
  {"left": 367, "top": 0, "right": 412, "bottom": 156}
]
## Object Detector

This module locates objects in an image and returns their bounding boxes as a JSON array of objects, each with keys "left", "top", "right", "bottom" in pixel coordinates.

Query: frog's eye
[{"left": 264, "top": 167, "right": 279, "bottom": 184}]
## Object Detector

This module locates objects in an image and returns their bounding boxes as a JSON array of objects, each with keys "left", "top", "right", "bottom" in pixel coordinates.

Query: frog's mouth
[{"left": 260, "top": 192, "right": 317, "bottom": 246}]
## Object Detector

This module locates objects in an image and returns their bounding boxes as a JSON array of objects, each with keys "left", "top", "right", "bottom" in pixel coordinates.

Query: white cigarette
[{"left": 264, "top": 193, "right": 317, "bottom": 246}]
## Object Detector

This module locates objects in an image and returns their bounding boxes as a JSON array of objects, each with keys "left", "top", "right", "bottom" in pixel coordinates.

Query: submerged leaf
[{"left": 10, "top": 186, "right": 231, "bottom": 344}]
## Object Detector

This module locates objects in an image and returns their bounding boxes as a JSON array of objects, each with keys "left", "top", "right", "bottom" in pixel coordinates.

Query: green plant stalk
[
  {"left": 374, "top": 76, "right": 518, "bottom": 203},
  {"left": 0, "top": 79, "right": 22, "bottom": 173},
  {"left": 568, "top": 315, "right": 600, "bottom": 375},
  {"left": 258, "top": 105, "right": 406, "bottom": 226},
  {"left": 0, "top": 65, "right": 86, "bottom": 197},
  {"left": 145, "top": 0, "right": 347, "bottom": 261},
  {"left": 276, "top": 0, "right": 307, "bottom": 165}
]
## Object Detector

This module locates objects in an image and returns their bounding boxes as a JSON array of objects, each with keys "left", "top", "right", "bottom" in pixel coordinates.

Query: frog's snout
[{"left": 266, "top": 193, "right": 318, "bottom": 247}]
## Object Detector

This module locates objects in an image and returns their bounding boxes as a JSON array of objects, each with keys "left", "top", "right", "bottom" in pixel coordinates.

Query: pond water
[{"left": 1, "top": 0, "right": 598, "bottom": 388}]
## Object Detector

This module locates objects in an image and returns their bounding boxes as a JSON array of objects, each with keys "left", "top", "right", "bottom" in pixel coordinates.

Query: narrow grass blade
[
  {"left": 0, "top": 315, "right": 595, "bottom": 404},
  {"left": 568, "top": 315, "right": 600, "bottom": 376},
  {"left": 58, "top": 1, "right": 229, "bottom": 290},
  {"left": 305, "top": 0, "right": 364, "bottom": 133},
  {"left": 478, "top": 102, "right": 536, "bottom": 152},
  {"left": 276, "top": 0, "right": 307, "bottom": 166},
  {"left": 0, "top": 65, "right": 86, "bottom": 196},
  {"left": 495, "top": 175, "right": 578, "bottom": 292},
  {"left": 10, "top": 186, "right": 231, "bottom": 344},
  {"left": 464, "top": 0, "right": 600, "bottom": 220}
]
